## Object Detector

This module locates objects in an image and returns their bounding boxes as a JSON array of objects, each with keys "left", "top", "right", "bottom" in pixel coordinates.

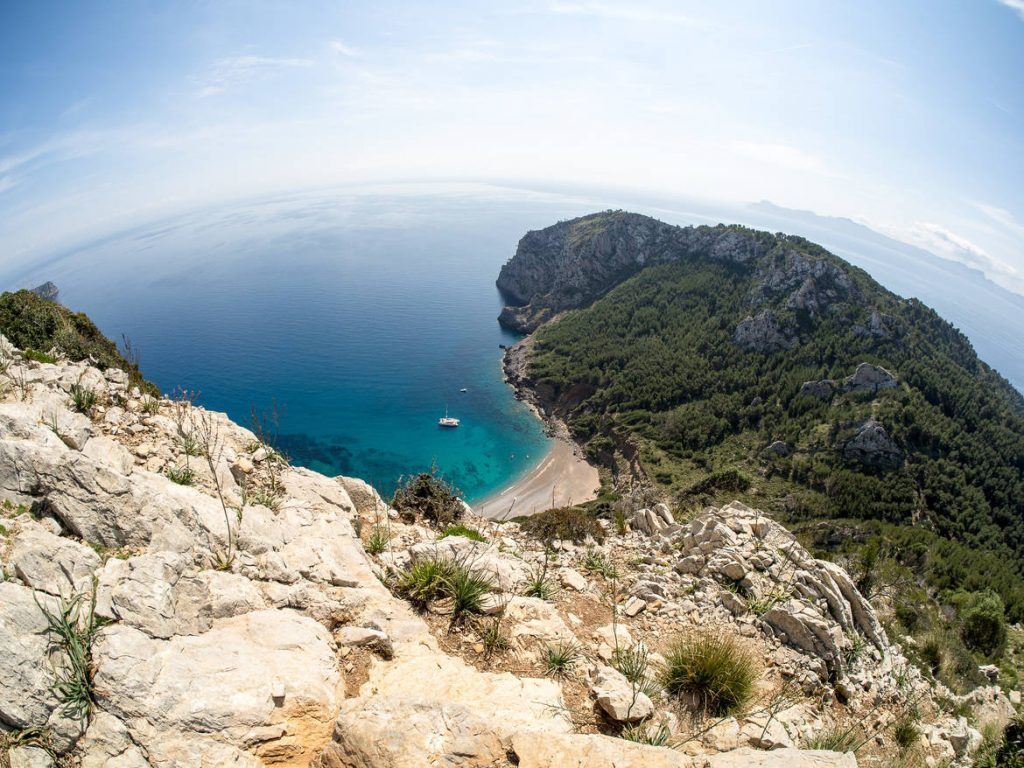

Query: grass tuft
[
  {"left": 165, "top": 464, "right": 195, "bottom": 486},
  {"left": 620, "top": 720, "right": 672, "bottom": 746},
  {"left": 804, "top": 726, "right": 861, "bottom": 752},
  {"left": 660, "top": 631, "right": 758, "bottom": 717},
  {"left": 893, "top": 717, "right": 920, "bottom": 754},
  {"left": 70, "top": 383, "right": 98, "bottom": 414},
  {"left": 544, "top": 639, "right": 583, "bottom": 676},
  {"left": 366, "top": 524, "right": 391, "bottom": 554}
]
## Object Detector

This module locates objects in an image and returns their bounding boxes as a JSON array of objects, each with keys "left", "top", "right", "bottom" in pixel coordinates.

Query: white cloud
[
  {"left": 906, "top": 221, "right": 1024, "bottom": 292},
  {"left": 971, "top": 200, "right": 1024, "bottom": 237},
  {"left": 728, "top": 140, "right": 831, "bottom": 175},
  {"left": 195, "top": 55, "right": 313, "bottom": 97},
  {"left": 330, "top": 41, "right": 361, "bottom": 57},
  {"left": 996, "top": 0, "right": 1024, "bottom": 20},
  {"left": 543, "top": 2, "right": 699, "bottom": 25}
]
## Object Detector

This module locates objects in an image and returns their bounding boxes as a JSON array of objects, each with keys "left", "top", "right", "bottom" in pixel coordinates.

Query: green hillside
[{"left": 517, "top": 222, "right": 1024, "bottom": 617}]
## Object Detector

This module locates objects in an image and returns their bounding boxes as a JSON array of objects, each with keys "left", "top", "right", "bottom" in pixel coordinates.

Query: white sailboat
[{"left": 438, "top": 405, "right": 460, "bottom": 427}]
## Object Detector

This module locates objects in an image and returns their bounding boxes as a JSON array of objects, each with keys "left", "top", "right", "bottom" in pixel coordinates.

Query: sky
[{"left": 1, "top": 0, "right": 1023, "bottom": 294}]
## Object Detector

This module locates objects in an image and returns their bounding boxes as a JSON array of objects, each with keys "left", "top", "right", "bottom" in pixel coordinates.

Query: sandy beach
[{"left": 473, "top": 437, "right": 601, "bottom": 520}]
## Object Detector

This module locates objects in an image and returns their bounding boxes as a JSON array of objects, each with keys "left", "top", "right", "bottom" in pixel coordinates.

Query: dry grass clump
[{"left": 660, "top": 631, "right": 759, "bottom": 717}]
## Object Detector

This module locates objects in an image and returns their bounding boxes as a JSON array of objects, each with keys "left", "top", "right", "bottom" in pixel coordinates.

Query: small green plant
[
  {"left": 613, "top": 643, "right": 662, "bottom": 699},
  {"left": 36, "top": 585, "right": 104, "bottom": 720},
  {"left": 544, "top": 639, "right": 582, "bottom": 676},
  {"left": 23, "top": 348, "right": 57, "bottom": 364},
  {"left": 661, "top": 631, "right": 759, "bottom": 717},
  {"left": 178, "top": 432, "right": 202, "bottom": 457},
  {"left": 249, "top": 488, "right": 281, "bottom": 510},
  {"left": 439, "top": 524, "right": 485, "bottom": 542},
  {"left": 804, "top": 726, "right": 860, "bottom": 752},
  {"left": 844, "top": 632, "right": 867, "bottom": 666},
  {"left": 524, "top": 555, "right": 556, "bottom": 600},
  {"left": 893, "top": 716, "right": 920, "bottom": 754},
  {"left": 582, "top": 548, "right": 618, "bottom": 579},
  {"left": 366, "top": 524, "right": 391, "bottom": 555},
  {"left": 613, "top": 508, "right": 628, "bottom": 536},
  {"left": 748, "top": 588, "right": 788, "bottom": 617},
  {"left": 620, "top": 719, "right": 672, "bottom": 746},
  {"left": 165, "top": 464, "right": 195, "bottom": 485},
  {"left": 478, "top": 616, "right": 511, "bottom": 656},
  {"left": 70, "top": 383, "right": 98, "bottom": 414},
  {"left": 140, "top": 396, "right": 161, "bottom": 415}
]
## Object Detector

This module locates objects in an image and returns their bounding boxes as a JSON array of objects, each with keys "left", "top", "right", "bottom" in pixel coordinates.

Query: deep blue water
[
  {"left": 9, "top": 185, "right": 603, "bottom": 500},
  {"left": 6, "top": 183, "right": 1020, "bottom": 502}
]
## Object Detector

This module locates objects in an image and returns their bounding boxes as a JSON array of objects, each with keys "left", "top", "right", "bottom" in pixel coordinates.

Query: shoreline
[{"left": 473, "top": 335, "right": 601, "bottom": 520}]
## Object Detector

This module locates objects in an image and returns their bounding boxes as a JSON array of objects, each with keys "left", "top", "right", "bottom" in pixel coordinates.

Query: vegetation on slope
[
  {"left": 0, "top": 289, "right": 156, "bottom": 395},
  {"left": 523, "top": 233, "right": 1024, "bottom": 622}
]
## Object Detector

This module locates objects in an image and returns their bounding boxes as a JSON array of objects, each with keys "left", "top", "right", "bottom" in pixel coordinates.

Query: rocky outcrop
[
  {"left": 733, "top": 310, "right": 797, "bottom": 353},
  {"left": 799, "top": 363, "right": 897, "bottom": 403},
  {"left": 843, "top": 363, "right": 897, "bottom": 394},
  {"left": 843, "top": 419, "right": 903, "bottom": 468}
]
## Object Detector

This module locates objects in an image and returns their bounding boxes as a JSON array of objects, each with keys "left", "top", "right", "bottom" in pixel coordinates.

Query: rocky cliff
[{"left": 0, "top": 333, "right": 1013, "bottom": 767}]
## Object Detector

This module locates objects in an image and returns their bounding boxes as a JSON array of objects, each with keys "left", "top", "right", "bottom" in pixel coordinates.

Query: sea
[{"left": 6, "top": 182, "right": 1022, "bottom": 502}]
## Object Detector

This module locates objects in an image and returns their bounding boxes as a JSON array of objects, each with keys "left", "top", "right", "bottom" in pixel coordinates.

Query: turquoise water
[{"left": 14, "top": 185, "right": 600, "bottom": 501}]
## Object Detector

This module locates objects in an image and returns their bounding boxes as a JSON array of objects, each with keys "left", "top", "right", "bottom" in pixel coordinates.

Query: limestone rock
[
  {"left": 843, "top": 419, "right": 902, "bottom": 469},
  {"left": 8, "top": 521, "right": 101, "bottom": 595},
  {"left": 511, "top": 731, "right": 692, "bottom": 767},
  {"left": 842, "top": 363, "right": 896, "bottom": 394},
  {"left": 590, "top": 664, "right": 654, "bottom": 722},
  {"left": 733, "top": 310, "right": 796, "bottom": 353},
  {"left": 93, "top": 609, "right": 342, "bottom": 765}
]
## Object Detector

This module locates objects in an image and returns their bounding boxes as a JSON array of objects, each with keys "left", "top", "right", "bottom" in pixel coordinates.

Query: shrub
[
  {"left": 661, "top": 631, "right": 759, "bottom": 716},
  {"left": 956, "top": 590, "right": 1008, "bottom": 657},
  {"left": 392, "top": 468, "right": 464, "bottom": 527},
  {"left": 994, "top": 716, "right": 1024, "bottom": 768},
  {"left": 165, "top": 465, "right": 195, "bottom": 486},
  {"left": 439, "top": 524, "right": 484, "bottom": 542},
  {"left": 519, "top": 505, "right": 604, "bottom": 544},
  {"left": 70, "top": 384, "right": 98, "bottom": 414},
  {"left": 0, "top": 289, "right": 157, "bottom": 394},
  {"left": 544, "top": 640, "right": 582, "bottom": 676}
]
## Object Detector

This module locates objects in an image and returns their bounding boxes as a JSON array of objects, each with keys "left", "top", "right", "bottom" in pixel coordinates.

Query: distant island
[{"left": 29, "top": 280, "right": 59, "bottom": 301}]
